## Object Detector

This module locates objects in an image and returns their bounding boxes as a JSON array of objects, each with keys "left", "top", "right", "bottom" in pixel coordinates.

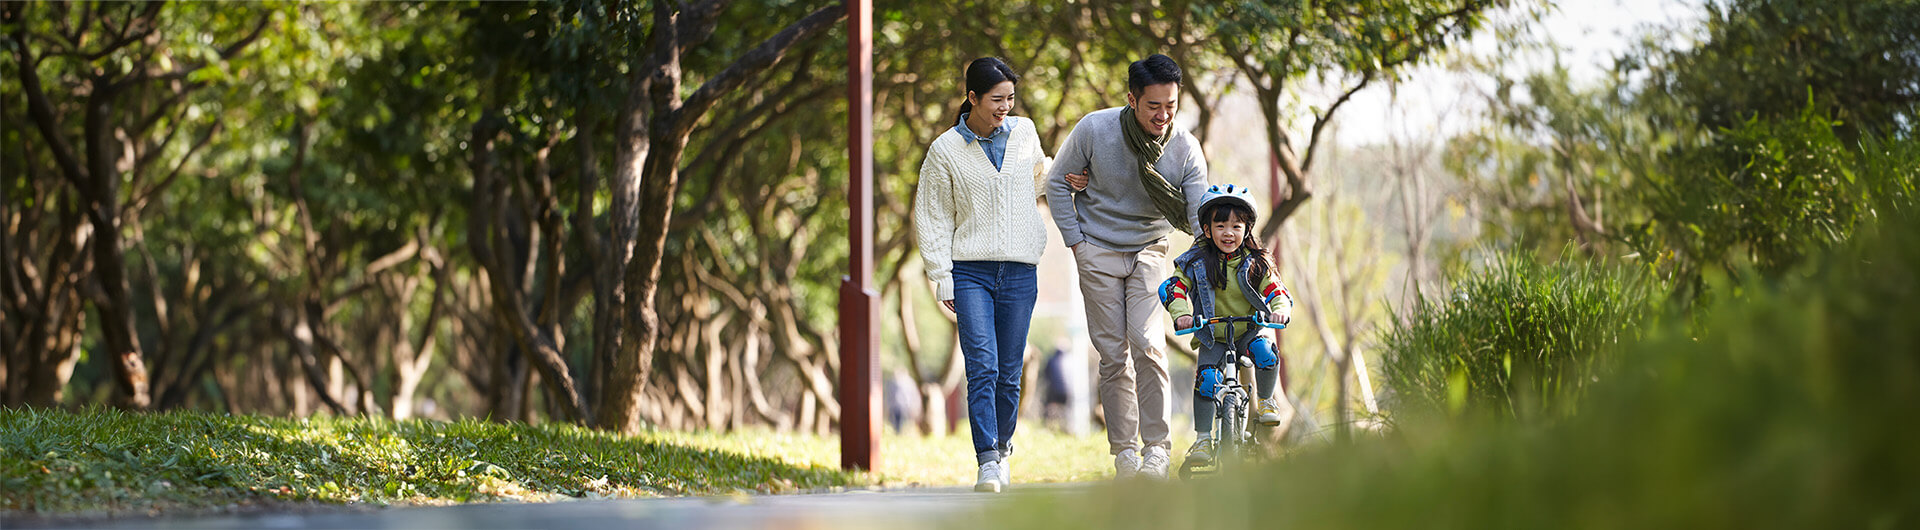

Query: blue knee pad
[
  {"left": 1195, "top": 366, "right": 1222, "bottom": 401},
  {"left": 1250, "top": 337, "right": 1278, "bottom": 370}
]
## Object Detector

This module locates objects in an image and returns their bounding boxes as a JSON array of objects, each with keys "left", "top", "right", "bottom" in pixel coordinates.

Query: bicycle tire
[{"left": 1219, "top": 393, "right": 1241, "bottom": 470}]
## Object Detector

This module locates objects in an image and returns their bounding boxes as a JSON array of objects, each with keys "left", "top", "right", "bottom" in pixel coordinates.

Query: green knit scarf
[{"left": 1120, "top": 106, "right": 1190, "bottom": 234}]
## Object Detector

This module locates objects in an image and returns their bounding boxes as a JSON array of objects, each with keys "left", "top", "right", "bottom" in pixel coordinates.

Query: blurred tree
[
  {"left": 596, "top": 0, "right": 848, "bottom": 433},
  {"left": 1193, "top": 0, "right": 1512, "bottom": 239},
  {"left": 1642, "top": 0, "right": 1920, "bottom": 142},
  {"left": 3, "top": 1, "right": 273, "bottom": 408}
]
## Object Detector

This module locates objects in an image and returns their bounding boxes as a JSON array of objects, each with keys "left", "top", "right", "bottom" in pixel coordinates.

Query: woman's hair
[
  {"left": 1198, "top": 200, "right": 1273, "bottom": 290},
  {"left": 956, "top": 57, "right": 1019, "bottom": 126}
]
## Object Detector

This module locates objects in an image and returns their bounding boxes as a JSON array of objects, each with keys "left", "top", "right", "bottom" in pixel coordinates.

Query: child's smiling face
[{"left": 1207, "top": 215, "right": 1247, "bottom": 255}]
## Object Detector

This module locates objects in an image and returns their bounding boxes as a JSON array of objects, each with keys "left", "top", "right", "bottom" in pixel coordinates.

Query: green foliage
[
  {"left": 1631, "top": 105, "right": 1920, "bottom": 305},
  {"left": 1445, "top": 64, "right": 1681, "bottom": 258},
  {"left": 1199, "top": 0, "right": 1500, "bottom": 81},
  {"left": 991, "top": 200, "right": 1920, "bottom": 530},
  {"left": 1380, "top": 252, "right": 1660, "bottom": 420},
  {"left": 0, "top": 409, "right": 857, "bottom": 516},
  {"left": 1649, "top": 0, "right": 1920, "bottom": 140}
]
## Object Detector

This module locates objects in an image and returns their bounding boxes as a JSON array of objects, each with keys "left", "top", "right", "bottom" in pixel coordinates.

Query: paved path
[{"left": 21, "top": 484, "right": 1087, "bottom": 530}]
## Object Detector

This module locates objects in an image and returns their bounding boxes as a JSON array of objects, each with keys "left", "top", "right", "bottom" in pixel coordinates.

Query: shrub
[{"left": 1379, "top": 253, "right": 1660, "bottom": 421}]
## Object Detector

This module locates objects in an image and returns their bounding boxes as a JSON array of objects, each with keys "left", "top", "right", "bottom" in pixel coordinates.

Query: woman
[{"left": 913, "top": 56, "right": 1050, "bottom": 493}]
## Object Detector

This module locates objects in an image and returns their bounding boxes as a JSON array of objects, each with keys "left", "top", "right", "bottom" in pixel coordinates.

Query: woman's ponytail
[{"left": 955, "top": 100, "right": 973, "bottom": 126}]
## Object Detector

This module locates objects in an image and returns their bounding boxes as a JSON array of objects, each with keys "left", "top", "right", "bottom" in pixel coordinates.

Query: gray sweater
[{"left": 1045, "top": 107, "right": 1211, "bottom": 252}]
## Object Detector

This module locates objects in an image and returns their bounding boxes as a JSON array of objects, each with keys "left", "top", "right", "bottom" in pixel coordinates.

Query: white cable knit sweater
[{"left": 914, "top": 116, "right": 1051, "bottom": 301}]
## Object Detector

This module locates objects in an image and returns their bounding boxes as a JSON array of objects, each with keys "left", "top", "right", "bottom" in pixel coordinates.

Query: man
[{"left": 1045, "top": 54, "right": 1210, "bottom": 480}]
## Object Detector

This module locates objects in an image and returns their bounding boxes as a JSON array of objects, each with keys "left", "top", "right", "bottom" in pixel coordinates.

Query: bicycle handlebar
[{"left": 1174, "top": 315, "right": 1287, "bottom": 335}]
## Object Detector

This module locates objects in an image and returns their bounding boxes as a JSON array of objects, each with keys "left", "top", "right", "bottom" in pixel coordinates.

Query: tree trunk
[{"left": 597, "top": 1, "right": 847, "bottom": 434}]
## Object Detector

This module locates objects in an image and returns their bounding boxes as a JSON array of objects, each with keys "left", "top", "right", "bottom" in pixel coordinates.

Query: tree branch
[
  {"left": 12, "top": 35, "right": 89, "bottom": 187},
  {"left": 674, "top": 3, "right": 845, "bottom": 135}
]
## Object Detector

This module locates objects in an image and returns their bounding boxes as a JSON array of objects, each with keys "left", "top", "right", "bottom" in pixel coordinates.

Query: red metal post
[{"left": 839, "top": 0, "right": 880, "bottom": 472}]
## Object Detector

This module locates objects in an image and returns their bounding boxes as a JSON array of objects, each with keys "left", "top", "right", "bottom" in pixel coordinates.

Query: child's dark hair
[{"left": 1198, "top": 200, "right": 1272, "bottom": 289}]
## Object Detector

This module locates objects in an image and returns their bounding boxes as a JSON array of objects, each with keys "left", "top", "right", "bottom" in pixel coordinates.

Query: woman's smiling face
[{"left": 970, "top": 80, "right": 1016, "bottom": 128}]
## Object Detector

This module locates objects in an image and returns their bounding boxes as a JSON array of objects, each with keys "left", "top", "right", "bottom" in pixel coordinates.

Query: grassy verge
[
  {"left": 0, "top": 409, "right": 859, "bottom": 518},
  {"left": 0, "top": 408, "right": 1135, "bottom": 519}
]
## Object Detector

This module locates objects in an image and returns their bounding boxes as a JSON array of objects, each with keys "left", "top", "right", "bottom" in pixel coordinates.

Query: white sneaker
[
  {"left": 975, "top": 460, "right": 1004, "bottom": 493},
  {"left": 1140, "top": 446, "right": 1171, "bottom": 480},
  {"left": 1113, "top": 448, "right": 1142, "bottom": 480}
]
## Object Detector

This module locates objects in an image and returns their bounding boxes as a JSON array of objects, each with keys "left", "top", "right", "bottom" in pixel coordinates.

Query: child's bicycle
[{"left": 1174, "top": 314, "right": 1285, "bottom": 480}]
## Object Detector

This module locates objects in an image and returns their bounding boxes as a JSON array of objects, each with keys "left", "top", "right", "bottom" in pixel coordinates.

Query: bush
[
  {"left": 1631, "top": 103, "right": 1920, "bottom": 305},
  {"left": 1379, "top": 253, "right": 1660, "bottom": 421}
]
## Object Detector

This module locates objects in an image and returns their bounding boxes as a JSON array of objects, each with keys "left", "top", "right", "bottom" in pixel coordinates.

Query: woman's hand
[
  {"left": 1065, "top": 169, "right": 1090, "bottom": 191},
  {"left": 944, "top": 300, "right": 956, "bottom": 313}
]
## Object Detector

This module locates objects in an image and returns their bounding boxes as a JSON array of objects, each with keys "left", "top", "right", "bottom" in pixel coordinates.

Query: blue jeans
[{"left": 952, "top": 261, "right": 1037, "bottom": 464}]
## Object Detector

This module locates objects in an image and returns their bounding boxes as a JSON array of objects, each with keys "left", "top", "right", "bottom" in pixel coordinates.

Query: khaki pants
[{"left": 1073, "top": 237, "right": 1172, "bottom": 455}]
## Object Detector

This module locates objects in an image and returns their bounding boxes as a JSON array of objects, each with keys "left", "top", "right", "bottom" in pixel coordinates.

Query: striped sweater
[{"left": 914, "top": 116, "right": 1051, "bottom": 300}]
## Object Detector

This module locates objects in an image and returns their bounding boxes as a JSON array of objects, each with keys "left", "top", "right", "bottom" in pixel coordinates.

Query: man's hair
[{"left": 1127, "top": 54, "right": 1182, "bottom": 95}]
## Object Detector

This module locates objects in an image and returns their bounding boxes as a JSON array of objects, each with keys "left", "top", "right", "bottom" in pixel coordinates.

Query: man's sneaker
[
  {"left": 1258, "top": 396, "right": 1292, "bottom": 427},
  {"left": 1113, "top": 448, "right": 1142, "bottom": 480},
  {"left": 1185, "top": 435, "right": 1215, "bottom": 466},
  {"left": 1140, "top": 446, "right": 1171, "bottom": 480},
  {"left": 975, "top": 460, "right": 1004, "bottom": 493}
]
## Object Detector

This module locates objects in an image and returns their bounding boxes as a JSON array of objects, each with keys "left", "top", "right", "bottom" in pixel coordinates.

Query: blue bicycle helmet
[{"left": 1197, "top": 183, "right": 1258, "bottom": 217}]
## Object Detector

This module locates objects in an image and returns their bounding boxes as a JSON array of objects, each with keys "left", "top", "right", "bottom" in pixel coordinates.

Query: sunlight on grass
[
  {"left": 658, "top": 428, "right": 1193, "bottom": 487},
  {"left": 0, "top": 409, "right": 860, "bottom": 517}
]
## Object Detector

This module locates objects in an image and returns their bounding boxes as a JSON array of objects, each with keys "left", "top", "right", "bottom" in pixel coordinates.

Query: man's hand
[
  {"left": 1175, "top": 315, "right": 1194, "bottom": 330},
  {"left": 1065, "top": 169, "right": 1090, "bottom": 192}
]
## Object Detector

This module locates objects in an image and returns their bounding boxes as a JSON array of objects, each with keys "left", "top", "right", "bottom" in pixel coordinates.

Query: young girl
[{"left": 1157, "top": 183, "right": 1295, "bottom": 465}]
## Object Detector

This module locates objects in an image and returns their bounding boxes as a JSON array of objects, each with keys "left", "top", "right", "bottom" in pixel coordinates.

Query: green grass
[
  {"left": 0, "top": 408, "right": 1138, "bottom": 518},
  {"left": 1380, "top": 251, "right": 1661, "bottom": 421},
  {"left": 0, "top": 410, "right": 860, "bottom": 517}
]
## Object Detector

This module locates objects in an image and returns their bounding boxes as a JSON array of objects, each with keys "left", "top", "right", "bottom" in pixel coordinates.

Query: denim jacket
[{"left": 1158, "top": 242, "right": 1295, "bottom": 344}]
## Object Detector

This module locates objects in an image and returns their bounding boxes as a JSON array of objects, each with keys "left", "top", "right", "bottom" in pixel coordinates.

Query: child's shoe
[
  {"left": 1257, "top": 396, "right": 1292, "bottom": 426},
  {"left": 1185, "top": 433, "right": 1215, "bottom": 466}
]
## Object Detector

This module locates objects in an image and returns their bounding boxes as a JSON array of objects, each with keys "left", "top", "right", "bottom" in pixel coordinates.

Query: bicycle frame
[{"left": 1176, "top": 315, "right": 1284, "bottom": 478}]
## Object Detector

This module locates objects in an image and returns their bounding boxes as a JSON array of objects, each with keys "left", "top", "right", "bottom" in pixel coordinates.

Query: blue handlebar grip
[
  {"left": 1175, "top": 325, "right": 1204, "bottom": 335},
  {"left": 1260, "top": 322, "right": 1287, "bottom": 330}
]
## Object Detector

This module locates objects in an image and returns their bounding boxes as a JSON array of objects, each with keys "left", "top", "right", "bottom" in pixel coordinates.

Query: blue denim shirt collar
[
  {"left": 952, "top": 112, "right": 1014, "bottom": 144},
  {"left": 953, "top": 113, "right": 1014, "bottom": 171}
]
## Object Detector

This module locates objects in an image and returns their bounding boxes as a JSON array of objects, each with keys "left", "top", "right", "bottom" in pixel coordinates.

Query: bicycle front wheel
[{"left": 1218, "top": 393, "right": 1241, "bottom": 470}]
